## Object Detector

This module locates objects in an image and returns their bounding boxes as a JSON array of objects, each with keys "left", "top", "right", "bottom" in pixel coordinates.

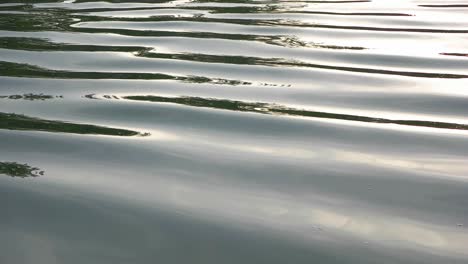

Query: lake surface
[{"left": 1, "top": 0, "right": 468, "bottom": 263}]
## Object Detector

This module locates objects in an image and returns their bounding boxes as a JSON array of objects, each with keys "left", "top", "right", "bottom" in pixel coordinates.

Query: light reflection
[
  {"left": 307, "top": 209, "right": 447, "bottom": 249},
  {"left": 2, "top": 0, "right": 468, "bottom": 262},
  {"left": 41, "top": 168, "right": 468, "bottom": 257},
  {"left": 335, "top": 151, "right": 468, "bottom": 179}
]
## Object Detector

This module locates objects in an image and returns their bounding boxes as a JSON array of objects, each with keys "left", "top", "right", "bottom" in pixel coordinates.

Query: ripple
[
  {"left": 0, "top": 112, "right": 147, "bottom": 136},
  {"left": 1, "top": 1, "right": 468, "bottom": 263},
  {"left": 123, "top": 95, "right": 468, "bottom": 131}
]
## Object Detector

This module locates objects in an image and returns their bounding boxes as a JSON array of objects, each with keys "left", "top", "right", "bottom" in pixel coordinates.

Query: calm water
[{"left": 1, "top": 0, "right": 468, "bottom": 263}]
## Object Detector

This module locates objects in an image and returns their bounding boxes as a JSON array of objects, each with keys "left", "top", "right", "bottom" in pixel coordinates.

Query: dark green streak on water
[
  {"left": 0, "top": 112, "right": 145, "bottom": 136},
  {"left": 0, "top": 61, "right": 175, "bottom": 80},
  {"left": 138, "top": 51, "right": 468, "bottom": 79},
  {"left": 125, "top": 95, "right": 468, "bottom": 130},
  {"left": 0, "top": 61, "right": 251, "bottom": 84},
  {"left": 0, "top": 37, "right": 147, "bottom": 52}
]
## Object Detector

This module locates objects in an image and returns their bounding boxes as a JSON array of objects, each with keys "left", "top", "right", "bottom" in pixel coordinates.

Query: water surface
[{"left": 1, "top": 0, "right": 468, "bottom": 263}]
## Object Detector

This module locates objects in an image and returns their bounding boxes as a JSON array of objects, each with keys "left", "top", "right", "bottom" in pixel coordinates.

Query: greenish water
[{"left": 1, "top": 1, "right": 468, "bottom": 263}]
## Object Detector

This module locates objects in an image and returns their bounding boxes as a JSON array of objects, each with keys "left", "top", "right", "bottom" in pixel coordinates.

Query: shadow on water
[
  {"left": 0, "top": 161, "right": 44, "bottom": 178},
  {"left": 124, "top": 95, "right": 468, "bottom": 131},
  {"left": 0, "top": 112, "right": 148, "bottom": 136}
]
